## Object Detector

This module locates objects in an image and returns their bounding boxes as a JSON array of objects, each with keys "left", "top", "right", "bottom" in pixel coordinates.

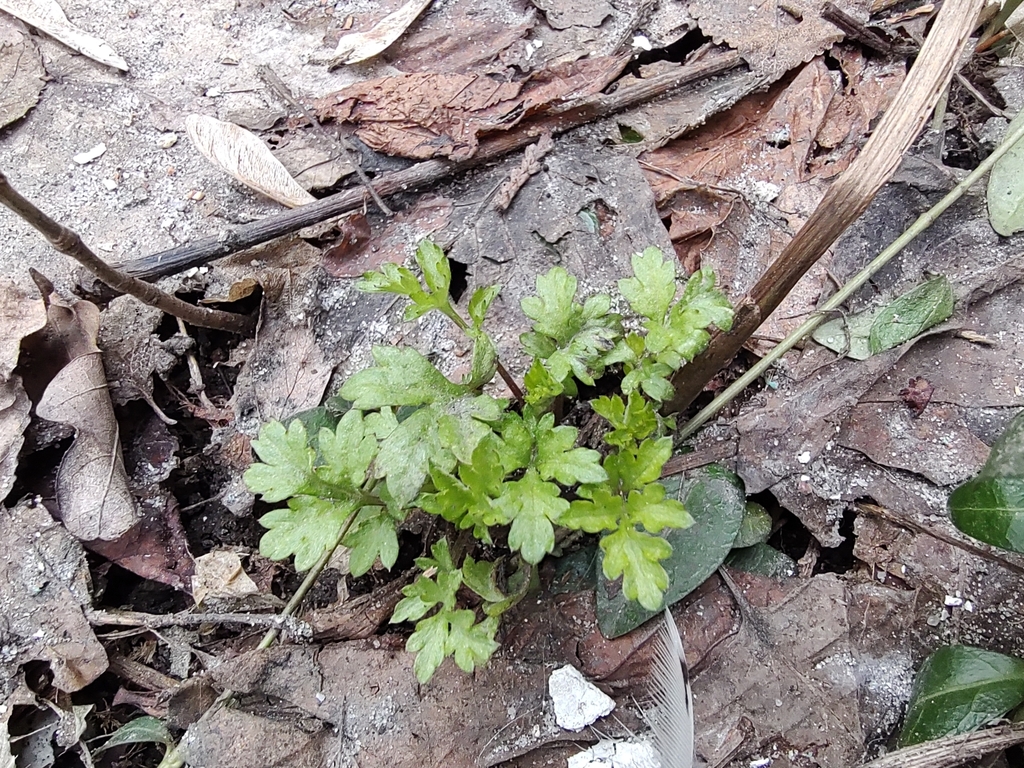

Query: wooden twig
[
  {"left": 120, "top": 50, "right": 746, "bottom": 281},
  {"left": 256, "top": 64, "right": 394, "bottom": 216},
  {"left": 854, "top": 723, "right": 1024, "bottom": 768},
  {"left": 88, "top": 608, "right": 313, "bottom": 639},
  {"left": 821, "top": 2, "right": 913, "bottom": 56},
  {"left": 665, "top": 0, "right": 985, "bottom": 414},
  {"left": 0, "top": 170, "right": 255, "bottom": 335}
]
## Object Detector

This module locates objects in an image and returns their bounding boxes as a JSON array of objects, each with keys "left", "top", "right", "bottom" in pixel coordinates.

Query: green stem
[
  {"left": 678, "top": 112, "right": 1024, "bottom": 442},
  {"left": 443, "top": 301, "right": 525, "bottom": 404}
]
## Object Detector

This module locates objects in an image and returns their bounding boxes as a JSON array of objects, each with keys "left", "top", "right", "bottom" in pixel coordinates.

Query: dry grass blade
[{"left": 648, "top": 608, "right": 694, "bottom": 768}]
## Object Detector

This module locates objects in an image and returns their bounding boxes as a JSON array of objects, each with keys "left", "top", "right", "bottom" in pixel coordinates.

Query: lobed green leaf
[
  {"left": 618, "top": 246, "right": 677, "bottom": 321},
  {"left": 600, "top": 526, "right": 672, "bottom": 611},
  {"left": 343, "top": 507, "right": 400, "bottom": 577},
  {"left": 259, "top": 496, "right": 360, "bottom": 571},
  {"left": 496, "top": 468, "right": 569, "bottom": 564},
  {"left": 245, "top": 420, "right": 316, "bottom": 503}
]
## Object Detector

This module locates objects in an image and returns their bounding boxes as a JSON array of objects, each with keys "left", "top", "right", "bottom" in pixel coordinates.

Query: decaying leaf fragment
[
  {"left": 0, "top": 501, "right": 108, "bottom": 693},
  {"left": 0, "top": 278, "right": 45, "bottom": 500},
  {"left": 0, "top": 16, "right": 45, "bottom": 129},
  {"left": 185, "top": 114, "right": 317, "bottom": 208},
  {"left": 0, "top": 0, "right": 127, "bottom": 70},
  {"left": 316, "top": 56, "right": 628, "bottom": 161},
  {"left": 36, "top": 298, "right": 139, "bottom": 541},
  {"left": 329, "top": 0, "right": 433, "bottom": 67}
]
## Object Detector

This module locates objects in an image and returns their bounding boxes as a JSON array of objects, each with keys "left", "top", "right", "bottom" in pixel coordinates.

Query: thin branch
[
  {"left": 0, "top": 170, "right": 254, "bottom": 335},
  {"left": 88, "top": 608, "right": 313, "bottom": 639},
  {"left": 855, "top": 723, "right": 1024, "bottom": 768}
]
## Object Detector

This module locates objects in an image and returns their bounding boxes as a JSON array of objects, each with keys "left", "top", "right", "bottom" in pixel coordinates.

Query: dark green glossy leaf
[
  {"left": 596, "top": 465, "right": 745, "bottom": 638},
  {"left": 733, "top": 501, "right": 772, "bottom": 548},
  {"left": 950, "top": 412, "right": 1024, "bottom": 552},
  {"left": 726, "top": 543, "right": 796, "bottom": 578},
  {"left": 949, "top": 478, "right": 1024, "bottom": 552},
  {"left": 900, "top": 645, "right": 1024, "bottom": 746},
  {"left": 549, "top": 544, "right": 599, "bottom": 594}
]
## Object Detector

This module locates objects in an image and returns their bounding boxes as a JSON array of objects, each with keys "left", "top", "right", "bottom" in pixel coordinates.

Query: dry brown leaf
[
  {"left": 689, "top": 0, "right": 845, "bottom": 76},
  {"left": 0, "top": 276, "right": 46, "bottom": 380},
  {"left": 35, "top": 299, "right": 139, "bottom": 541},
  {"left": 232, "top": 277, "right": 333, "bottom": 434},
  {"left": 0, "top": 278, "right": 46, "bottom": 501},
  {"left": 532, "top": 0, "right": 613, "bottom": 30},
  {"left": 640, "top": 55, "right": 901, "bottom": 349},
  {"left": 329, "top": 0, "right": 433, "bottom": 66},
  {"left": 86, "top": 489, "right": 194, "bottom": 592},
  {"left": 0, "top": 377, "right": 29, "bottom": 501},
  {"left": 0, "top": 16, "right": 45, "bottom": 129},
  {"left": 316, "top": 56, "right": 628, "bottom": 161},
  {"left": 185, "top": 114, "right": 317, "bottom": 208},
  {"left": 382, "top": 2, "right": 533, "bottom": 74},
  {"left": 323, "top": 197, "right": 452, "bottom": 278},
  {"left": 98, "top": 295, "right": 182, "bottom": 413},
  {"left": 0, "top": 501, "right": 108, "bottom": 693},
  {"left": 192, "top": 551, "right": 259, "bottom": 606},
  {"left": 0, "top": 0, "right": 127, "bottom": 70}
]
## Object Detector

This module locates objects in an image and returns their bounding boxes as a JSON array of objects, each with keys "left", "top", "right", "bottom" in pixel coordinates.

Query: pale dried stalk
[{"left": 855, "top": 723, "right": 1024, "bottom": 768}]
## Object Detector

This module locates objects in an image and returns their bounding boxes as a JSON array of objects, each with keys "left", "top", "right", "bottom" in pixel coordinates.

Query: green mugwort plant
[{"left": 244, "top": 240, "right": 734, "bottom": 682}]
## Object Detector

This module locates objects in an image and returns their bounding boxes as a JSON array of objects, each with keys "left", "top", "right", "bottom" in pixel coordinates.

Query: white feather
[{"left": 647, "top": 608, "right": 694, "bottom": 768}]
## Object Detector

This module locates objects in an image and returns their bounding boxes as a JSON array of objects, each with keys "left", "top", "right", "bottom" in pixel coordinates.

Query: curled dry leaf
[
  {"left": 185, "top": 114, "right": 317, "bottom": 208},
  {"left": 330, "top": 0, "right": 433, "bottom": 66},
  {"left": 0, "top": 0, "right": 127, "bottom": 70},
  {"left": 0, "top": 501, "right": 108, "bottom": 692},
  {"left": 0, "top": 277, "right": 46, "bottom": 500},
  {"left": 35, "top": 299, "right": 139, "bottom": 541}
]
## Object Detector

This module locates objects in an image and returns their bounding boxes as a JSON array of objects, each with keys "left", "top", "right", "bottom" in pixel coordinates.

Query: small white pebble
[
  {"left": 73, "top": 143, "right": 106, "bottom": 164},
  {"left": 632, "top": 34, "right": 652, "bottom": 50},
  {"left": 797, "top": 451, "right": 811, "bottom": 464}
]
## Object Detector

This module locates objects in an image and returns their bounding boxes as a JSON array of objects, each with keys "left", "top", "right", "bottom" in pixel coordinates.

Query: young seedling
[{"left": 245, "top": 240, "right": 734, "bottom": 682}]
